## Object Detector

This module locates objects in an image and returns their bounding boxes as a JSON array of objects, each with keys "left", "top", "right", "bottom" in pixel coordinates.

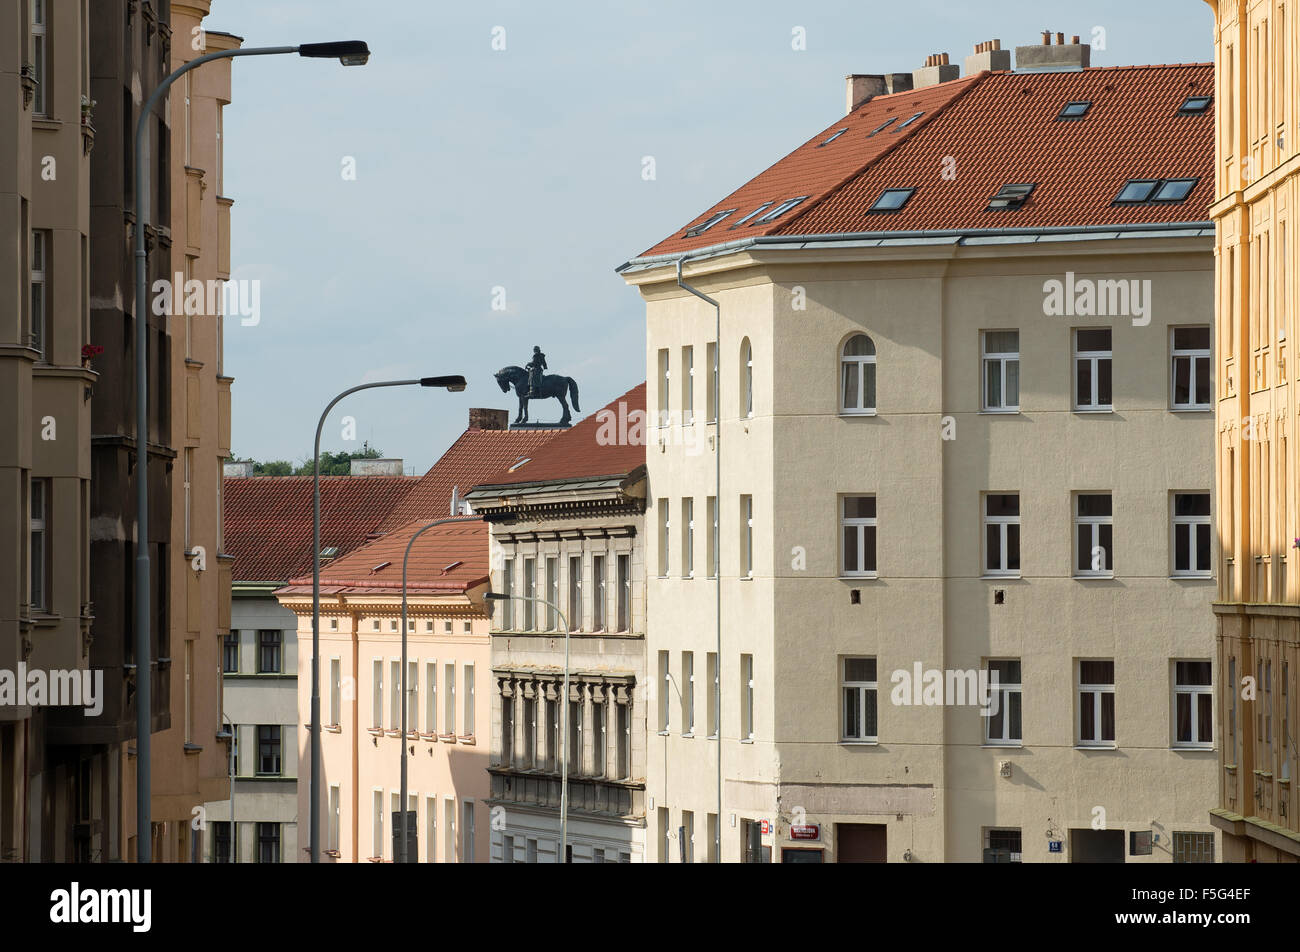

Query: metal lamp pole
[
  {"left": 132, "top": 39, "right": 370, "bottom": 863},
  {"left": 309, "top": 375, "right": 466, "bottom": 863},
  {"left": 484, "top": 592, "right": 571, "bottom": 862},
  {"left": 399, "top": 516, "right": 473, "bottom": 863}
]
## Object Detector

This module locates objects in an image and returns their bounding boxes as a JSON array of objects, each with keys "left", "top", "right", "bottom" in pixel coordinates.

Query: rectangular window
[
  {"left": 658, "top": 500, "right": 670, "bottom": 577},
  {"left": 682, "top": 346, "right": 694, "bottom": 424},
  {"left": 706, "top": 652, "right": 718, "bottom": 738},
  {"left": 1074, "top": 493, "right": 1113, "bottom": 576},
  {"left": 223, "top": 633, "right": 239, "bottom": 673},
  {"left": 1172, "top": 493, "right": 1212, "bottom": 576},
  {"left": 526, "top": 838, "right": 537, "bottom": 863},
  {"left": 28, "top": 479, "right": 50, "bottom": 609},
  {"left": 372, "top": 660, "right": 383, "bottom": 729},
  {"left": 501, "top": 558, "right": 514, "bottom": 630},
  {"left": 1171, "top": 326, "right": 1212, "bottom": 409},
  {"left": 658, "top": 348, "right": 670, "bottom": 425},
  {"left": 501, "top": 695, "right": 514, "bottom": 765},
  {"left": 616, "top": 554, "right": 630, "bottom": 631},
  {"left": 658, "top": 650, "right": 670, "bottom": 732},
  {"left": 1228, "top": 657, "right": 1237, "bottom": 765},
  {"left": 213, "top": 822, "right": 232, "bottom": 863},
  {"left": 567, "top": 700, "right": 581, "bottom": 775},
  {"left": 545, "top": 698, "right": 559, "bottom": 772},
  {"left": 841, "top": 657, "right": 878, "bottom": 741},
  {"left": 568, "top": 556, "right": 582, "bottom": 631},
  {"left": 425, "top": 661, "right": 437, "bottom": 734},
  {"left": 1174, "top": 660, "right": 1213, "bottom": 748},
  {"left": 983, "top": 494, "right": 1020, "bottom": 576},
  {"left": 707, "top": 496, "right": 718, "bottom": 578},
  {"left": 407, "top": 661, "right": 418, "bottom": 733},
  {"left": 707, "top": 813, "right": 719, "bottom": 863},
  {"left": 257, "top": 725, "right": 282, "bottom": 776},
  {"left": 1078, "top": 660, "right": 1116, "bottom": 746},
  {"left": 32, "top": 0, "right": 48, "bottom": 115},
  {"left": 523, "top": 557, "right": 536, "bottom": 631},
  {"left": 259, "top": 630, "right": 282, "bottom": 674},
  {"left": 257, "top": 823, "right": 280, "bottom": 863},
  {"left": 616, "top": 700, "right": 629, "bottom": 779},
  {"left": 503, "top": 834, "right": 515, "bottom": 863},
  {"left": 444, "top": 799, "right": 456, "bottom": 863},
  {"left": 464, "top": 663, "right": 475, "bottom": 736},
  {"left": 1073, "top": 328, "right": 1113, "bottom": 410},
  {"left": 707, "top": 342, "right": 718, "bottom": 423},
  {"left": 681, "top": 810, "right": 695, "bottom": 863},
  {"left": 1281, "top": 664, "right": 1290, "bottom": 783},
  {"left": 372, "top": 791, "right": 384, "bottom": 860},
  {"left": 741, "top": 495, "right": 753, "bottom": 578},
  {"left": 658, "top": 807, "right": 670, "bottom": 863},
  {"left": 329, "top": 658, "right": 341, "bottom": 726},
  {"left": 389, "top": 660, "right": 401, "bottom": 730},
  {"left": 545, "top": 557, "right": 558, "bottom": 630},
  {"left": 30, "top": 230, "right": 47, "bottom": 358},
  {"left": 592, "top": 699, "right": 605, "bottom": 776},
  {"left": 444, "top": 662, "right": 456, "bottom": 735},
  {"left": 981, "top": 330, "right": 1020, "bottom": 411},
  {"left": 523, "top": 695, "right": 536, "bottom": 768},
  {"left": 984, "top": 660, "right": 1022, "bottom": 744},
  {"left": 841, "top": 495, "right": 877, "bottom": 576},
  {"left": 741, "top": 653, "right": 755, "bottom": 741},
  {"left": 1172, "top": 831, "right": 1215, "bottom": 863},
  {"left": 328, "top": 785, "right": 341, "bottom": 853},
  {"left": 592, "top": 555, "right": 606, "bottom": 631},
  {"left": 681, "top": 652, "right": 695, "bottom": 735},
  {"left": 984, "top": 828, "right": 1023, "bottom": 863},
  {"left": 681, "top": 499, "right": 694, "bottom": 578}
]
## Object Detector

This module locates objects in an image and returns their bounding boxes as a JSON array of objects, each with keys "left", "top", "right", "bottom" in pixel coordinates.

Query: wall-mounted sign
[
  {"left": 1048, "top": 840, "right": 1063, "bottom": 853},
  {"left": 790, "top": 824, "right": 820, "bottom": 841},
  {"left": 759, "top": 819, "right": 771, "bottom": 836}
]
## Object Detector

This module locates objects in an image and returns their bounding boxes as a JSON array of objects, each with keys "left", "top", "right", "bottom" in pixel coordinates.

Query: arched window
[
  {"left": 840, "top": 334, "right": 877, "bottom": 413},
  {"left": 740, "top": 338, "right": 753, "bottom": 418}
]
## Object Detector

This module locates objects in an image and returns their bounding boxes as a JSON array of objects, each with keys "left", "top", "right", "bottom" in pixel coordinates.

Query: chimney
[
  {"left": 964, "top": 38, "right": 1011, "bottom": 75},
  {"left": 913, "top": 52, "right": 959, "bottom": 89},
  {"left": 845, "top": 72, "right": 913, "bottom": 113},
  {"left": 468, "top": 407, "right": 509, "bottom": 430},
  {"left": 348, "top": 458, "right": 404, "bottom": 476},
  {"left": 1015, "top": 30, "right": 1090, "bottom": 72},
  {"left": 223, "top": 460, "right": 254, "bottom": 478}
]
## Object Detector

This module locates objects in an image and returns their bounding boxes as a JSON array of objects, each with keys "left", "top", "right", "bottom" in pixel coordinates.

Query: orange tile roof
[
  {"left": 470, "top": 383, "right": 646, "bottom": 489},
  {"left": 224, "top": 474, "right": 420, "bottom": 583},
  {"left": 635, "top": 64, "right": 1213, "bottom": 260},
  {"left": 281, "top": 517, "right": 488, "bottom": 595},
  {"left": 377, "top": 426, "right": 565, "bottom": 532}
]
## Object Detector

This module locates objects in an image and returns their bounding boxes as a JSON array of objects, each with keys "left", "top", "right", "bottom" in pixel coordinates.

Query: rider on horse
[{"left": 526, "top": 346, "right": 547, "bottom": 398}]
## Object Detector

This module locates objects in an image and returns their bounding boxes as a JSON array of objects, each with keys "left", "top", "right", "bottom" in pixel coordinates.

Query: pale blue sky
[{"left": 214, "top": 0, "right": 1213, "bottom": 474}]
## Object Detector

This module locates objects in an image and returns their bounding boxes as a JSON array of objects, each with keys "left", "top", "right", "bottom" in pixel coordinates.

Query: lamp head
[
  {"left": 421, "top": 375, "right": 467, "bottom": 392},
  {"left": 298, "top": 41, "right": 371, "bottom": 66}
]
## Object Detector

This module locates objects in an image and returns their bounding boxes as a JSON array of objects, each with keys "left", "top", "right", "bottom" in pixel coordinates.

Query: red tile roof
[
  {"left": 281, "top": 517, "right": 488, "bottom": 595},
  {"left": 470, "top": 383, "right": 647, "bottom": 488},
  {"left": 224, "top": 475, "right": 420, "bottom": 583},
  {"left": 377, "top": 426, "right": 565, "bottom": 532},
  {"left": 636, "top": 64, "right": 1213, "bottom": 259}
]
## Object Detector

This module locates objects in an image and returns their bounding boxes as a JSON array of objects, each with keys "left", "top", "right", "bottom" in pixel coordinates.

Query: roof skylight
[
  {"left": 730, "top": 202, "right": 774, "bottom": 228},
  {"left": 867, "top": 188, "right": 916, "bottom": 213},
  {"left": 986, "top": 183, "right": 1036, "bottom": 210},
  {"left": 752, "top": 196, "right": 808, "bottom": 224},
  {"left": 894, "top": 111, "right": 924, "bottom": 131},
  {"left": 683, "top": 209, "right": 736, "bottom": 237},
  {"left": 1177, "top": 95, "right": 1212, "bottom": 115},
  {"left": 868, "top": 117, "right": 896, "bottom": 136},
  {"left": 820, "top": 128, "right": 849, "bottom": 147},
  {"left": 1057, "top": 100, "right": 1092, "bottom": 119},
  {"left": 1113, "top": 177, "right": 1198, "bottom": 204}
]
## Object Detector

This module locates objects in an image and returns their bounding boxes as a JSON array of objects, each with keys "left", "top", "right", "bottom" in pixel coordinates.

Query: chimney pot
[
  {"left": 1056, "top": 32, "right": 1065, "bottom": 45},
  {"left": 1071, "top": 35, "right": 1080, "bottom": 44},
  {"left": 993, "top": 39, "right": 1001, "bottom": 50},
  {"left": 468, "top": 407, "right": 509, "bottom": 430},
  {"left": 1042, "top": 30, "right": 1051, "bottom": 44}
]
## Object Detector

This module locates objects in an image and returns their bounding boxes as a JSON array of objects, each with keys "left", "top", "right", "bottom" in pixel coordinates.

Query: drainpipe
[{"left": 676, "top": 256, "right": 722, "bottom": 863}]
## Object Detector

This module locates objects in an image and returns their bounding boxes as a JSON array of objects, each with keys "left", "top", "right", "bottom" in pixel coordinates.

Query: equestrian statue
[{"left": 494, "top": 346, "right": 581, "bottom": 426}]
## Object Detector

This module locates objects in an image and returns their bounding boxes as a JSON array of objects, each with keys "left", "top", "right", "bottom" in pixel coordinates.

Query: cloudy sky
[{"left": 213, "top": 0, "right": 1212, "bottom": 474}]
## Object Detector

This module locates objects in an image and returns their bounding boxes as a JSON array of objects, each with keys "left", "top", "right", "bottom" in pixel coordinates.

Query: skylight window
[
  {"left": 1057, "top": 100, "right": 1092, "bottom": 119},
  {"left": 730, "top": 202, "right": 774, "bottom": 228},
  {"left": 683, "top": 209, "right": 735, "bottom": 237},
  {"left": 1113, "top": 177, "right": 1198, "bottom": 204},
  {"left": 867, "top": 188, "right": 916, "bottom": 213},
  {"left": 752, "top": 196, "right": 808, "bottom": 225},
  {"left": 1177, "top": 95, "right": 1212, "bottom": 115},
  {"left": 868, "top": 117, "right": 896, "bottom": 136},
  {"left": 986, "top": 183, "right": 1036, "bottom": 210},
  {"left": 819, "top": 128, "right": 849, "bottom": 147},
  {"left": 894, "top": 112, "right": 924, "bottom": 131}
]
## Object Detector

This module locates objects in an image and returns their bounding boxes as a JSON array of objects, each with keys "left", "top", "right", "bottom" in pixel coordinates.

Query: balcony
[{"left": 488, "top": 766, "right": 644, "bottom": 820}]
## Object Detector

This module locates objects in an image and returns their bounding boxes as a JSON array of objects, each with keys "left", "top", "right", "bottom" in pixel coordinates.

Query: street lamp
[
  {"left": 131, "top": 39, "right": 370, "bottom": 864},
  {"left": 309, "top": 375, "right": 467, "bottom": 863},
  {"left": 483, "top": 591, "right": 572, "bottom": 862},
  {"left": 398, "top": 516, "right": 473, "bottom": 863}
]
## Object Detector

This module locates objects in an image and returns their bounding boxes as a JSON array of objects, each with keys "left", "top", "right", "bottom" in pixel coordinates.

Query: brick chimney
[
  {"left": 912, "top": 52, "right": 959, "bottom": 89},
  {"left": 1015, "top": 30, "right": 1090, "bottom": 72},
  {"left": 468, "top": 407, "right": 509, "bottom": 430},
  {"left": 845, "top": 72, "right": 914, "bottom": 113},
  {"left": 964, "top": 39, "right": 1011, "bottom": 75}
]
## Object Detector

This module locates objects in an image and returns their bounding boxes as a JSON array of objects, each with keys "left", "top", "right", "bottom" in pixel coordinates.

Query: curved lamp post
[
  {"left": 484, "top": 591, "right": 572, "bottom": 862},
  {"left": 132, "top": 39, "right": 370, "bottom": 863},
  {"left": 309, "top": 375, "right": 466, "bottom": 863}
]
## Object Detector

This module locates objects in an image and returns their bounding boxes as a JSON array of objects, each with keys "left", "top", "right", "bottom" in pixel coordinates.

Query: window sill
[
  {"left": 183, "top": 743, "right": 203, "bottom": 755},
  {"left": 740, "top": 737, "right": 754, "bottom": 744},
  {"left": 419, "top": 732, "right": 437, "bottom": 741},
  {"left": 325, "top": 725, "right": 342, "bottom": 734},
  {"left": 841, "top": 740, "right": 879, "bottom": 746},
  {"left": 1072, "top": 407, "right": 1114, "bottom": 414},
  {"left": 979, "top": 409, "right": 1021, "bottom": 415},
  {"left": 981, "top": 743, "right": 1023, "bottom": 749},
  {"left": 839, "top": 410, "right": 877, "bottom": 418},
  {"left": 367, "top": 727, "right": 384, "bottom": 737},
  {"left": 980, "top": 574, "right": 1021, "bottom": 581},
  {"left": 458, "top": 734, "right": 476, "bottom": 745},
  {"left": 1170, "top": 574, "right": 1213, "bottom": 580},
  {"left": 739, "top": 575, "right": 754, "bottom": 582},
  {"left": 1172, "top": 744, "right": 1214, "bottom": 751},
  {"left": 1073, "top": 574, "right": 1115, "bottom": 581},
  {"left": 438, "top": 733, "right": 457, "bottom": 743},
  {"left": 1074, "top": 744, "right": 1117, "bottom": 750},
  {"left": 681, "top": 732, "right": 695, "bottom": 739},
  {"left": 657, "top": 730, "right": 670, "bottom": 737},
  {"left": 1170, "top": 407, "right": 1212, "bottom": 413},
  {"left": 839, "top": 575, "right": 879, "bottom": 581}
]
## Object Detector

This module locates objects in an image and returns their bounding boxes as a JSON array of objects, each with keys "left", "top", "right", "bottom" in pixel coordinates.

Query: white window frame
[
  {"left": 840, "top": 495, "right": 877, "bottom": 578},
  {"left": 1170, "top": 325, "right": 1212, "bottom": 410},
  {"left": 658, "top": 349, "right": 670, "bottom": 426},
  {"left": 1172, "top": 492, "right": 1212, "bottom": 577},
  {"left": 657, "top": 650, "right": 670, "bottom": 733},
  {"left": 741, "top": 338, "right": 754, "bottom": 418},
  {"left": 741, "top": 495, "right": 753, "bottom": 579},
  {"left": 1074, "top": 493, "right": 1113, "bottom": 578},
  {"left": 463, "top": 663, "right": 475, "bottom": 737},
  {"left": 1173, "top": 660, "right": 1213, "bottom": 749},
  {"left": 681, "top": 651, "right": 695, "bottom": 736},
  {"left": 29, "top": 477, "right": 46, "bottom": 610},
  {"left": 707, "top": 496, "right": 718, "bottom": 579},
  {"left": 592, "top": 554, "right": 606, "bottom": 631},
  {"left": 839, "top": 334, "right": 877, "bottom": 415},
  {"left": 406, "top": 660, "right": 419, "bottom": 735},
  {"left": 841, "top": 657, "right": 878, "bottom": 743},
  {"left": 983, "top": 659, "right": 1022, "bottom": 745},
  {"left": 682, "top": 345, "right": 694, "bottom": 424},
  {"left": 444, "top": 662, "right": 456, "bottom": 735},
  {"left": 389, "top": 660, "right": 401, "bottom": 731},
  {"left": 30, "top": 230, "right": 47, "bottom": 358},
  {"left": 707, "top": 341, "right": 718, "bottom": 423},
  {"left": 523, "top": 557, "right": 535, "bottom": 631},
  {"left": 741, "top": 653, "right": 755, "bottom": 741},
  {"left": 425, "top": 660, "right": 437, "bottom": 734},
  {"left": 32, "top": 0, "right": 48, "bottom": 116},
  {"left": 658, "top": 500, "right": 670, "bottom": 578},
  {"left": 1072, "top": 327, "right": 1113, "bottom": 411},
  {"left": 682, "top": 498, "right": 694, "bottom": 578},
  {"left": 371, "top": 659, "right": 383, "bottom": 730},
  {"left": 329, "top": 657, "right": 341, "bottom": 727},
  {"left": 982, "top": 493, "right": 1020, "bottom": 577},
  {"left": 1077, "top": 660, "right": 1116, "bottom": 747},
  {"left": 981, "top": 330, "right": 1020, "bottom": 412}
]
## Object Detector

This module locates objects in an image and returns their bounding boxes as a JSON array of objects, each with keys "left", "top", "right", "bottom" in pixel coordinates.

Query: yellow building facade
[{"left": 1206, "top": 0, "right": 1300, "bottom": 861}]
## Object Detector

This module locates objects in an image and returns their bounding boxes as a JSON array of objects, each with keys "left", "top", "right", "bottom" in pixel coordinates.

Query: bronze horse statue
[{"left": 494, "top": 366, "right": 581, "bottom": 426}]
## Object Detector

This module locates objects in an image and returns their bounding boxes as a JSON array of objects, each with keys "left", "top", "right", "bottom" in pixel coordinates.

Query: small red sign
[
  {"left": 759, "top": 819, "right": 771, "bottom": 835},
  {"left": 790, "top": 824, "right": 820, "bottom": 841}
]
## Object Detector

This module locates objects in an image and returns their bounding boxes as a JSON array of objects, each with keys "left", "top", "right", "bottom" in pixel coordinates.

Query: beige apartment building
[
  {"left": 0, "top": 0, "right": 94, "bottom": 862},
  {"left": 1204, "top": 0, "right": 1300, "bottom": 861},
  {"left": 619, "top": 37, "right": 1222, "bottom": 862},
  {"left": 468, "top": 384, "right": 649, "bottom": 863}
]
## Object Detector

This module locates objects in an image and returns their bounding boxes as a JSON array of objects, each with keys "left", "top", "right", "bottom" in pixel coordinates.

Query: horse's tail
[{"left": 567, "top": 377, "right": 580, "bottom": 413}]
